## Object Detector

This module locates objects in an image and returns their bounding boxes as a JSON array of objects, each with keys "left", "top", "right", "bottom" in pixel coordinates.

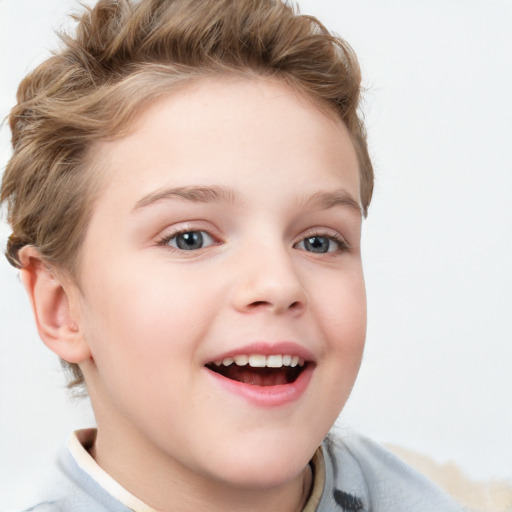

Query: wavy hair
[{"left": 1, "top": 0, "right": 373, "bottom": 388}]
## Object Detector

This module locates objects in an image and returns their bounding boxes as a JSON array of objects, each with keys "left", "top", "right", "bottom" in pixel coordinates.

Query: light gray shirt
[{"left": 16, "top": 431, "right": 467, "bottom": 512}]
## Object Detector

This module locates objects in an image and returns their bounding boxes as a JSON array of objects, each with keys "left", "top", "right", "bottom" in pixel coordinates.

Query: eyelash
[
  {"left": 156, "top": 228, "right": 350, "bottom": 255},
  {"left": 156, "top": 228, "right": 218, "bottom": 251},
  {"left": 294, "top": 231, "right": 350, "bottom": 254}
]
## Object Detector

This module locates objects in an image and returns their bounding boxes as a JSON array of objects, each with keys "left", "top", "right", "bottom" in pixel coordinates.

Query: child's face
[{"left": 74, "top": 78, "right": 366, "bottom": 488}]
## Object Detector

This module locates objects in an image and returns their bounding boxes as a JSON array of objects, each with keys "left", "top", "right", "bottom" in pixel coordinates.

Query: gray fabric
[
  {"left": 316, "top": 434, "right": 467, "bottom": 511},
  {"left": 16, "top": 433, "right": 467, "bottom": 512},
  {"left": 17, "top": 449, "right": 131, "bottom": 512}
]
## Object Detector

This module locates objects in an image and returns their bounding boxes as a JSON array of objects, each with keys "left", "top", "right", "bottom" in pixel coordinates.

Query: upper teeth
[{"left": 213, "top": 355, "right": 305, "bottom": 368}]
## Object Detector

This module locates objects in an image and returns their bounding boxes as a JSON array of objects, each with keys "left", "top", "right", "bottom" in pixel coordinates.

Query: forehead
[{"left": 88, "top": 76, "right": 360, "bottom": 214}]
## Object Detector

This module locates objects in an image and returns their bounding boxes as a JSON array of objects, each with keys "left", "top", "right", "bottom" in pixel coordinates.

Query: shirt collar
[{"left": 68, "top": 428, "right": 159, "bottom": 512}]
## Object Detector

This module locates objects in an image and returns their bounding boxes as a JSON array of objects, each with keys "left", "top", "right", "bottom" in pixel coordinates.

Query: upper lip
[{"left": 205, "top": 341, "right": 315, "bottom": 365}]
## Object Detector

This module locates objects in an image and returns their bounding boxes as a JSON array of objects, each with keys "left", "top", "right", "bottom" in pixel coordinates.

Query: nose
[{"left": 230, "top": 242, "right": 308, "bottom": 316}]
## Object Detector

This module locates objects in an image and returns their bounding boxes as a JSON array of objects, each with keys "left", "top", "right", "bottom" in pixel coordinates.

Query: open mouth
[{"left": 205, "top": 354, "right": 309, "bottom": 386}]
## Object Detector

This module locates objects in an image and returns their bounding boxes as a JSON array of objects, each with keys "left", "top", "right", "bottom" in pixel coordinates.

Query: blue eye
[
  {"left": 296, "top": 235, "right": 341, "bottom": 254},
  {"left": 167, "top": 231, "right": 215, "bottom": 251}
]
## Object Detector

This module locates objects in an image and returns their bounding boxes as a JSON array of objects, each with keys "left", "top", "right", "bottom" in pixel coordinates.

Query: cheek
[
  {"left": 79, "top": 283, "right": 200, "bottom": 420},
  {"left": 304, "top": 271, "right": 366, "bottom": 439},
  {"left": 80, "top": 268, "right": 220, "bottom": 372},
  {"left": 313, "top": 268, "right": 367, "bottom": 344}
]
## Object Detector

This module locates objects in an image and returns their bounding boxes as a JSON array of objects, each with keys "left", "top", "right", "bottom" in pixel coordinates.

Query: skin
[{"left": 21, "top": 77, "right": 367, "bottom": 512}]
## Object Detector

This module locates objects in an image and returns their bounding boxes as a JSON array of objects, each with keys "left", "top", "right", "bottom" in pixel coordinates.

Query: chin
[{"left": 203, "top": 436, "right": 317, "bottom": 489}]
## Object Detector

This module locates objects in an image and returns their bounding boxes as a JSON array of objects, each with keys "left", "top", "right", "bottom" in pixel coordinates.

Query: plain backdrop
[{"left": 1, "top": 0, "right": 511, "bottom": 509}]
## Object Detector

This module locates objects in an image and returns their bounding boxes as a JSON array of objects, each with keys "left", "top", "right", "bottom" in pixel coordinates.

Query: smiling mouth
[{"left": 205, "top": 354, "right": 308, "bottom": 386}]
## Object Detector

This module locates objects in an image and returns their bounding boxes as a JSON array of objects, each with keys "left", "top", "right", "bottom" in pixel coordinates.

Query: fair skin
[{"left": 21, "top": 77, "right": 366, "bottom": 512}]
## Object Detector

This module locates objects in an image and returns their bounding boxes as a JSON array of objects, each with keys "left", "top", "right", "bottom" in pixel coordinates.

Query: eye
[
  {"left": 166, "top": 230, "right": 215, "bottom": 251},
  {"left": 295, "top": 235, "right": 344, "bottom": 254}
]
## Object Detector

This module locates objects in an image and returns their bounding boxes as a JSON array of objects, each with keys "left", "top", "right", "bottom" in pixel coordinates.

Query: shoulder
[
  {"left": 14, "top": 504, "right": 66, "bottom": 512},
  {"left": 12, "top": 483, "right": 91, "bottom": 512},
  {"left": 13, "top": 445, "right": 129, "bottom": 512},
  {"left": 317, "top": 433, "right": 468, "bottom": 512},
  {"left": 10, "top": 466, "right": 78, "bottom": 512}
]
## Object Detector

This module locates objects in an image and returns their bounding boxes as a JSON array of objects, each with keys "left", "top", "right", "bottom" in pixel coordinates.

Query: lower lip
[{"left": 205, "top": 365, "right": 314, "bottom": 407}]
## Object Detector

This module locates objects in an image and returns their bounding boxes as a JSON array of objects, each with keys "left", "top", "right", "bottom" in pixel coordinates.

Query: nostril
[
  {"left": 235, "top": 281, "right": 308, "bottom": 314},
  {"left": 249, "top": 300, "right": 270, "bottom": 308},
  {"left": 246, "top": 299, "right": 304, "bottom": 312},
  {"left": 248, "top": 300, "right": 302, "bottom": 311}
]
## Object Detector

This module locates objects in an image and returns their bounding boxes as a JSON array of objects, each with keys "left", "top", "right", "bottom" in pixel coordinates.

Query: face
[{"left": 73, "top": 78, "right": 366, "bottom": 491}]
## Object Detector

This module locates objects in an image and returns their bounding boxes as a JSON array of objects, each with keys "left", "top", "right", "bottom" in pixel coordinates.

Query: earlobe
[{"left": 19, "top": 246, "right": 91, "bottom": 364}]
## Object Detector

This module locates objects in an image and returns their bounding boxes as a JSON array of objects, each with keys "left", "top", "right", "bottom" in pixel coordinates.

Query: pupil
[
  {"left": 305, "top": 236, "right": 329, "bottom": 253},
  {"left": 177, "top": 231, "right": 203, "bottom": 250}
]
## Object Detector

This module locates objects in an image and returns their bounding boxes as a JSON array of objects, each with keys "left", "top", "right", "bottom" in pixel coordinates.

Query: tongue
[
  {"left": 217, "top": 365, "right": 300, "bottom": 386},
  {"left": 230, "top": 367, "right": 287, "bottom": 386}
]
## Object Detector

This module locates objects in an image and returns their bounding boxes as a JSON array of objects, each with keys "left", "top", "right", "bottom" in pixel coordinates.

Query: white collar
[
  {"left": 67, "top": 428, "right": 325, "bottom": 512},
  {"left": 67, "top": 428, "right": 159, "bottom": 512}
]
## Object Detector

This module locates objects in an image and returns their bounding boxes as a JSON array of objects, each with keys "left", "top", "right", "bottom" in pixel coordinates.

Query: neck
[
  {"left": 87, "top": 410, "right": 313, "bottom": 512},
  {"left": 91, "top": 429, "right": 312, "bottom": 512}
]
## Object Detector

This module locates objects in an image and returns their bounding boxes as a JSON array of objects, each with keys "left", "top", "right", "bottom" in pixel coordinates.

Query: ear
[{"left": 19, "top": 246, "right": 91, "bottom": 364}]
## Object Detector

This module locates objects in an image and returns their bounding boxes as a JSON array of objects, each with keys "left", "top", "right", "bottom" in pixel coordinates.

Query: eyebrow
[
  {"left": 132, "top": 185, "right": 238, "bottom": 212},
  {"left": 132, "top": 184, "right": 362, "bottom": 216},
  {"left": 298, "top": 190, "right": 363, "bottom": 216}
]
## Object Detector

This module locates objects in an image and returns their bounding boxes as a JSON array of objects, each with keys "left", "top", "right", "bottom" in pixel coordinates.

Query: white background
[{"left": 1, "top": 0, "right": 511, "bottom": 509}]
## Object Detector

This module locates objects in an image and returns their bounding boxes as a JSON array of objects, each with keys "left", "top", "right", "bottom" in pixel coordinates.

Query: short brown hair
[{"left": 1, "top": 0, "right": 373, "bottom": 387}]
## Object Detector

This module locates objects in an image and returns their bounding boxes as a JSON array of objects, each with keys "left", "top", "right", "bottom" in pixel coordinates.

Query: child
[{"left": 1, "top": 0, "right": 465, "bottom": 510}]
